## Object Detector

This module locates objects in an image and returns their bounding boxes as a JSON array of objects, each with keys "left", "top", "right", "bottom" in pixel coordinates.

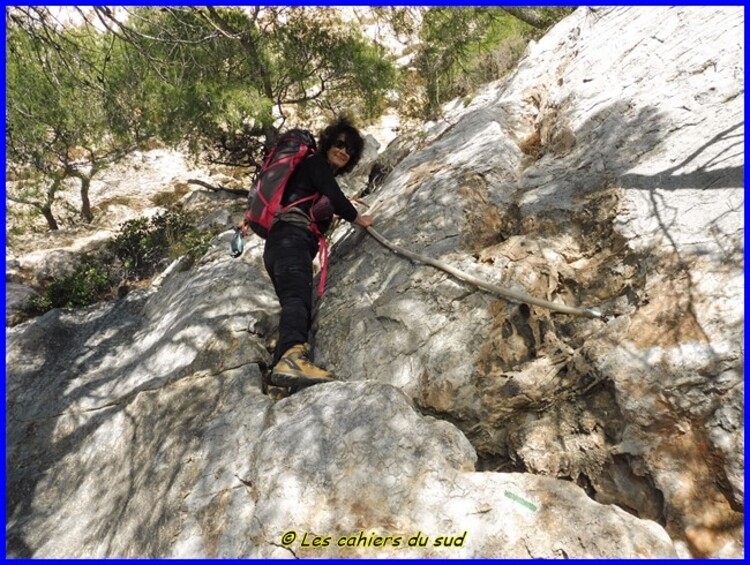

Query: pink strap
[
  {"left": 280, "top": 193, "right": 318, "bottom": 214},
  {"left": 316, "top": 234, "right": 329, "bottom": 297},
  {"left": 307, "top": 221, "right": 328, "bottom": 297},
  {"left": 305, "top": 196, "right": 328, "bottom": 297}
]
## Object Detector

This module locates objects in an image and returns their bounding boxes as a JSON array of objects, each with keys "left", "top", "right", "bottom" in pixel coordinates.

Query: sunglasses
[{"left": 332, "top": 138, "right": 355, "bottom": 155}]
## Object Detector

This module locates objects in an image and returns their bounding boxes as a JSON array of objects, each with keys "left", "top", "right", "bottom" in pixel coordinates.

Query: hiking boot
[{"left": 269, "top": 343, "right": 335, "bottom": 388}]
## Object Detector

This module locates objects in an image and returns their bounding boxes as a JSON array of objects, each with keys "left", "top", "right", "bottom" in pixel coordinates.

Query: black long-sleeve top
[{"left": 281, "top": 154, "right": 358, "bottom": 234}]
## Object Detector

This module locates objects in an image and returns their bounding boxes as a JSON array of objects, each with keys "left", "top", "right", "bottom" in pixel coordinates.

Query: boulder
[
  {"left": 6, "top": 282, "right": 40, "bottom": 326},
  {"left": 5, "top": 6, "right": 743, "bottom": 559},
  {"left": 244, "top": 381, "right": 676, "bottom": 558}
]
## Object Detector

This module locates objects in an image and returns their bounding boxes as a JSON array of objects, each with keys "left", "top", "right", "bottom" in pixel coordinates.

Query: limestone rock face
[
  {"left": 315, "top": 6, "right": 743, "bottom": 557},
  {"left": 245, "top": 382, "right": 675, "bottom": 558},
  {"left": 6, "top": 234, "right": 277, "bottom": 557},
  {"left": 5, "top": 6, "right": 742, "bottom": 559}
]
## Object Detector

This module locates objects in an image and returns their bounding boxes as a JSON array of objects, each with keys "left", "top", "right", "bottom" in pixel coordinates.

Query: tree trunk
[
  {"left": 79, "top": 175, "right": 93, "bottom": 223},
  {"left": 262, "top": 124, "right": 280, "bottom": 156},
  {"left": 500, "top": 7, "right": 552, "bottom": 29},
  {"left": 41, "top": 205, "right": 59, "bottom": 230}
]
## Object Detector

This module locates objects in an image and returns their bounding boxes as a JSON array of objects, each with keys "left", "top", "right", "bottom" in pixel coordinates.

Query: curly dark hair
[{"left": 318, "top": 117, "right": 365, "bottom": 176}]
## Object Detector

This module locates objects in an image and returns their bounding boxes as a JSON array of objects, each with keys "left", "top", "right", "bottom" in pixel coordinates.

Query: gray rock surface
[
  {"left": 315, "top": 6, "right": 743, "bottom": 557},
  {"left": 5, "top": 6, "right": 742, "bottom": 559},
  {"left": 5, "top": 282, "right": 40, "bottom": 326},
  {"left": 6, "top": 234, "right": 277, "bottom": 557},
  {"left": 244, "top": 382, "right": 675, "bottom": 558}
]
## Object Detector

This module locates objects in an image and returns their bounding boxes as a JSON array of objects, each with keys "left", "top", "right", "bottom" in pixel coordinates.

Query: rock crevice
[{"left": 6, "top": 6, "right": 742, "bottom": 559}]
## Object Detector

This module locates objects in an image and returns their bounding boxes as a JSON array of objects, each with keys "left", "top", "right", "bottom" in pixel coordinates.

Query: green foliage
[
  {"left": 270, "top": 9, "right": 395, "bottom": 121},
  {"left": 108, "top": 217, "right": 158, "bottom": 279},
  {"left": 109, "top": 211, "right": 192, "bottom": 279},
  {"left": 392, "top": 7, "right": 574, "bottom": 120},
  {"left": 7, "top": 15, "right": 106, "bottom": 151},
  {"left": 26, "top": 210, "right": 216, "bottom": 316},
  {"left": 409, "top": 8, "right": 526, "bottom": 118},
  {"left": 6, "top": 8, "right": 149, "bottom": 228},
  {"left": 26, "top": 255, "right": 116, "bottom": 314},
  {"left": 106, "top": 8, "right": 267, "bottom": 152},
  {"left": 112, "top": 7, "right": 396, "bottom": 166},
  {"left": 171, "top": 230, "right": 214, "bottom": 263},
  {"left": 6, "top": 7, "right": 396, "bottom": 231}
]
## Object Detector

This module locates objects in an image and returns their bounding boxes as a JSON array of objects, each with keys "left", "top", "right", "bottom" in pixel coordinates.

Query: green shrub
[
  {"left": 110, "top": 211, "right": 193, "bottom": 279},
  {"left": 26, "top": 255, "right": 116, "bottom": 314},
  {"left": 26, "top": 210, "right": 216, "bottom": 317},
  {"left": 170, "top": 229, "right": 214, "bottom": 262},
  {"left": 109, "top": 216, "right": 161, "bottom": 279}
]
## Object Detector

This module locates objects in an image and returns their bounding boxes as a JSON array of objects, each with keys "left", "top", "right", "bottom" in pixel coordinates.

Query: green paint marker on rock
[{"left": 504, "top": 490, "right": 538, "bottom": 512}]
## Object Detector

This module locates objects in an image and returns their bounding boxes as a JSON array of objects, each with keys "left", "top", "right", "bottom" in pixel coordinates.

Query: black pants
[{"left": 263, "top": 221, "right": 319, "bottom": 363}]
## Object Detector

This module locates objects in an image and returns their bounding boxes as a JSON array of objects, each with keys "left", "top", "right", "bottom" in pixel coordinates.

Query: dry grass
[
  {"left": 95, "top": 195, "right": 133, "bottom": 210},
  {"left": 151, "top": 182, "right": 191, "bottom": 208}
]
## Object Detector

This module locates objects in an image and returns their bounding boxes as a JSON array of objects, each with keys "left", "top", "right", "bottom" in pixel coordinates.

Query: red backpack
[
  {"left": 241, "top": 128, "right": 332, "bottom": 296},
  {"left": 243, "top": 129, "right": 318, "bottom": 238}
]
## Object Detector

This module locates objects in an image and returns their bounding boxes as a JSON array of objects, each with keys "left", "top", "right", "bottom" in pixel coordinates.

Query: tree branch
[
  {"left": 187, "top": 178, "right": 249, "bottom": 197},
  {"left": 499, "top": 7, "right": 554, "bottom": 30}
]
